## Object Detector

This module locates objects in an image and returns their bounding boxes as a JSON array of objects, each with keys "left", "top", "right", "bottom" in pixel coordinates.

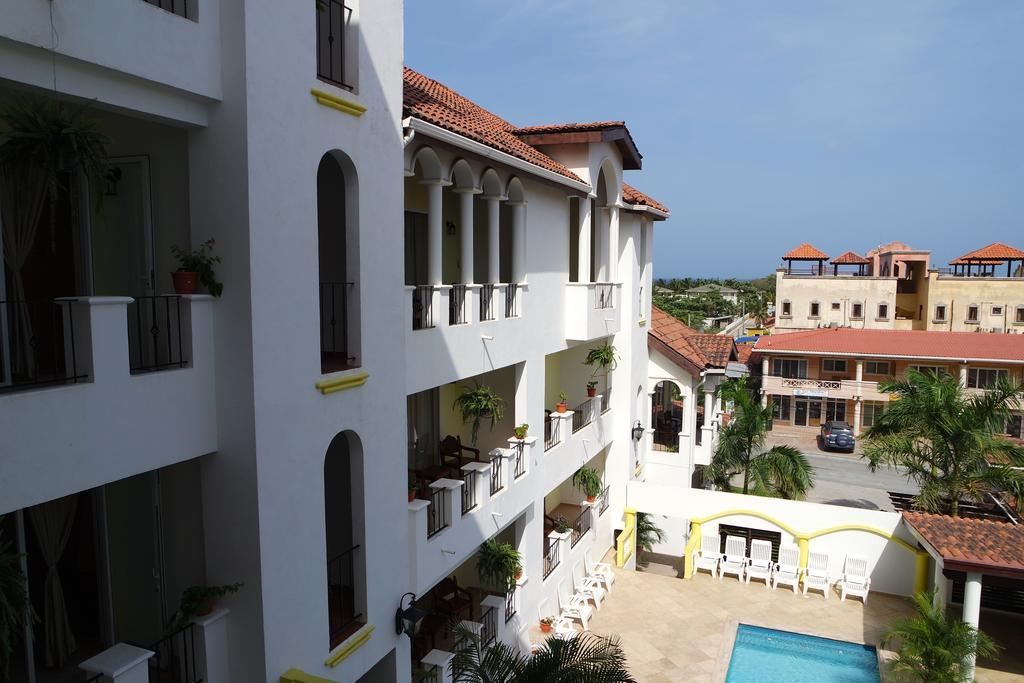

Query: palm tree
[
  {"left": 882, "top": 590, "right": 999, "bottom": 683},
  {"left": 708, "top": 378, "right": 814, "bottom": 498},
  {"left": 635, "top": 513, "right": 665, "bottom": 553},
  {"left": 862, "top": 369, "right": 1024, "bottom": 516},
  {"left": 450, "top": 621, "right": 635, "bottom": 683}
]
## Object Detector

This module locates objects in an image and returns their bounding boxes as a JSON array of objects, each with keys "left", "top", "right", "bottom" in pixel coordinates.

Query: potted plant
[
  {"left": 553, "top": 516, "right": 571, "bottom": 534},
  {"left": 408, "top": 477, "right": 418, "bottom": 503},
  {"left": 572, "top": 466, "right": 603, "bottom": 503},
  {"left": 476, "top": 539, "right": 522, "bottom": 591},
  {"left": 453, "top": 383, "right": 505, "bottom": 446},
  {"left": 586, "top": 380, "right": 598, "bottom": 398},
  {"left": 513, "top": 423, "right": 528, "bottom": 440},
  {"left": 556, "top": 391, "right": 568, "bottom": 413},
  {"left": 167, "top": 582, "right": 243, "bottom": 630},
  {"left": 540, "top": 616, "right": 555, "bottom": 633},
  {"left": 170, "top": 238, "right": 223, "bottom": 296},
  {"left": 584, "top": 343, "right": 618, "bottom": 375},
  {"left": 0, "top": 522, "right": 36, "bottom": 683}
]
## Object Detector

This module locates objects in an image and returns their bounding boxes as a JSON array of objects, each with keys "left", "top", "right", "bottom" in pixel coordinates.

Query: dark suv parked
[{"left": 820, "top": 421, "right": 855, "bottom": 452}]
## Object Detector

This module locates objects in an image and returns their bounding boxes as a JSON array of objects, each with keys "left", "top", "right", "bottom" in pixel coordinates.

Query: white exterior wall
[{"left": 645, "top": 347, "right": 699, "bottom": 488}]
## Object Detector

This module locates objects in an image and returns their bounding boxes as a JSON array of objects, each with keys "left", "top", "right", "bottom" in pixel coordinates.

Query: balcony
[
  {"left": 564, "top": 282, "right": 621, "bottom": 341},
  {"left": 761, "top": 375, "right": 887, "bottom": 402}
]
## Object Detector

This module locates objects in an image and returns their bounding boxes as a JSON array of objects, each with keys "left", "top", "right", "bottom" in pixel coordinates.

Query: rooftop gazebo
[
  {"left": 781, "top": 243, "right": 829, "bottom": 275},
  {"left": 830, "top": 250, "right": 870, "bottom": 276},
  {"left": 949, "top": 242, "right": 1024, "bottom": 278}
]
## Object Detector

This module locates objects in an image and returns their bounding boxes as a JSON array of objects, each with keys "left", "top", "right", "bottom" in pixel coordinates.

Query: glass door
[{"left": 794, "top": 400, "right": 808, "bottom": 426}]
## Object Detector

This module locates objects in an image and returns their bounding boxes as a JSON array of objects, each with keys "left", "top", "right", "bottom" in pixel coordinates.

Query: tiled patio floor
[{"left": 549, "top": 564, "right": 1021, "bottom": 682}]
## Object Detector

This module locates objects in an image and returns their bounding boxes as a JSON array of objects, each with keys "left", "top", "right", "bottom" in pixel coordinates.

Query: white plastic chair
[
  {"left": 691, "top": 533, "right": 722, "bottom": 579},
  {"left": 719, "top": 536, "right": 748, "bottom": 581},
  {"left": 771, "top": 545, "right": 802, "bottom": 593},
  {"left": 802, "top": 551, "right": 833, "bottom": 599},
  {"left": 584, "top": 550, "right": 615, "bottom": 591},
  {"left": 838, "top": 555, "right": 872, "bottom": 604},
  {"left": 572, "top": 561, "right": 606, "bottom": 610},
  {"left": 744, "top": 539, "right": 773, "bottom": 588},
  {"left": 537, "top": 598, "right": 577, "bottom": 640},
  {"left": 556, "top": 579, "right": 592, "bottom": 631}
]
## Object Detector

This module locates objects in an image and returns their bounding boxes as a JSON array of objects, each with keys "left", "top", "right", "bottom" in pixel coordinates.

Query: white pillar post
[
  {"left": 853, "top": 399, "right": 863, "bottom": 436},
  {"left": 423, "top": 180, "right": 447, "bottom": 286},
  {"left": 79, "top": 644, "right": 154, "bottom": 683},
  {"left": 932, "top": 559, "right": 948, "bottom": 610},
  {"left": 509, "top": 201, "right": 526, "bottom": 284},
  {"left": 855, "top": 359, "right": 864, "bottom": 383},
  {"left": 485, "top": 195, "right": 501, "bottom": 284},
  {"left": 962, "top": 572, "right": 983, "bottom": 680},
  {"left": 608, "top": 205, "right": 620, "bottom": 282},
  {"left": 959, "top": 364, "right": 968, "bottom": 389},
  {"left": 455, "top": 188, "right": 478, "bottom": 285},
  {"left": 193, "top": 608, "right": 231, "bottom": 683},
  {"left": 577, "top": 196, "right": 592, "bottom": 283}
]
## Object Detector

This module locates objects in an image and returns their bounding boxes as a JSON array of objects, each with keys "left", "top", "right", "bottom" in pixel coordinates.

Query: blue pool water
[{"left": 726, "top": 624, "right": 880, "bottom": 683}]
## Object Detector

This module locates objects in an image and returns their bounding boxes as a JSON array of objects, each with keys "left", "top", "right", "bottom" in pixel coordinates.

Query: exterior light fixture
[
  {"left": 395, "top": 592, "right": 426, "bottom": 637},
  {"left": 631, "top": 421, "right": 644, "bottom": 442}
]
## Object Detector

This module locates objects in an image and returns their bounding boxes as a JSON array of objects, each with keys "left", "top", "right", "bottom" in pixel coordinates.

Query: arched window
[
  {"left": 317, "top": 151, "right": 360, "bottom": 372},
  {"left": 651, "top": 380, "right": 683, "bottom": 452},
  {"left": 324, "top": 430, "right": 366, "bottom": 648}
]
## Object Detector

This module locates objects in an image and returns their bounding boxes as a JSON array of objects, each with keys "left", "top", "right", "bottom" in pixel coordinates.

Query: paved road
[{"left": 801, "top": 451, "right": 918, "bottom": 511}]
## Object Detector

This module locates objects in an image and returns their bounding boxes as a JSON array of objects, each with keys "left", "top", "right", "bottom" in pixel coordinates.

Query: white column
[
  {"left": 423, "top": 180, "right": 446, "bottom": 286},
  {"left": 485, "top": 195, "right": 501, "bottom": 284},
  {"left": 455, "top": 188, "right": 477, "bottom": 285},
  {"left": 577, "top": 196, "right": 592, "bottom": 282},
  {"left": 962, "top": 572, "right": 983, "bottom": 679},
  {"left": 608, "top": 205, "right": 620, "bottom": 282},
  {"left": 509, "top": 200, "right": 526, "bottom": 284},
  {"left": 853, "top": 399, "right": 862, "bottom": 436},
  {"left": 79, "top": 644, "right": 154, "bottom": 683},
  {"left": 193, "top": 608, "right": 231, "bottom": 683},
  {"left": 959, "top": 364, "right": 968, "bottom": 389},
  {"left": 855, "top": 359, "right": 864, "bottom": 383},
  {"left": 704, "top": 389, "right": 714, "bottom": 426},
  {"left": 933, "top": 560, "right": 948, "bottom": 609}
]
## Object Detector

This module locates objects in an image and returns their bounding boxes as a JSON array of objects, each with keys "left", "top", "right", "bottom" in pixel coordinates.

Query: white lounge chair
[
  {"left": 572, "top": 561, "right": 606, "bottom": 610},
  {"left": 584, "top": 550, "right": 615, "bottom": 591},
  {"left": 838, "top": 555, "right": 872, "bottom": 604},
  {"left": 537, "top": 598, "right": 577, "bottom": 640},
  {"left": 744, "top": 539, "right": 773, "bottom": 588},
  {"left": 802, "top": 551, "right": 834, "bottom": 599},
  {"left": 771, "top": 545, "right": 802, "bottom": 593},
  {"left": 556, "top": 579, "right": 592, "bottom": 631},
  {"left": 719, "top": 536, "right": 748, "bottom": 581},
  {"left": 691, "top": 533, "right": 722, "bottom": 579}
]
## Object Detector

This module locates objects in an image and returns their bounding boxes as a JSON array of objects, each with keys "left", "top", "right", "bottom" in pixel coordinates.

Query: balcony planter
[
  {"left": 556, "top": 391, "right": 568, "bottom": 413},
  {"left": 171, "top": 271, "right": 199, "bottom": 294},
  {"left": 168, "top": 582, "right": 242, "bottom": 630},
  {"left": 586, "top": 381, "right": 598, "bottom": 398},
  {"left": 513, "top": 423, "right": 529, "bottom": 440},
  {"left": 540, "top": 618, "right": 554, "bottom": 633},
  {"left": 572, "top": 466, "right": 603, "bottom": 504},
  {"left": 171, "top": 238, "right": 223, "bottom": 297}
]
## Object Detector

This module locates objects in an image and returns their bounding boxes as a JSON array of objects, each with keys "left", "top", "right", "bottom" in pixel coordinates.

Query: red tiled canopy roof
[
  {"left": 753, "top": 327, "right": 1024, "bottom": 363},
  {"left": 623, "top": 183, "right": 669, "bottom": 215},
  {"left": 831, "top": 250, "right": 870, "bottom": 265},
  {"left": 782, "top": 243, "right": 829, "bottom": 260},
  {"left": 649, "top": 306, "right": 736, "bottom": 376},
  {"left": 903, "top": 511, "right": 1024, "bottom": 578},
  {"left": 954, "top": 242, "right": 1024, "bottom": 262},
  {"left": 403, "top": 67, "right": 584, "bottom": 183},
  {"left": 949, "top": 257, "right": 1003, "bottom": 266}
]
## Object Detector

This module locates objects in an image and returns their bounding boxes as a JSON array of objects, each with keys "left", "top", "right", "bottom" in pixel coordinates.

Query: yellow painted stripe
[
  {"left": 315, "top": 371, "right": 369, "bottom": 395},
  {"left": 311, "top": 88, "right": 367, "bottom": 117},
  {"left": 616, "top": 508, "right": 637, "bottom": 567},
  {"left": 280, "top": 668, "right": 335, "bottom": 683},
  {"left": 324, "top": 623, "right": 374, "bottom": 667}
]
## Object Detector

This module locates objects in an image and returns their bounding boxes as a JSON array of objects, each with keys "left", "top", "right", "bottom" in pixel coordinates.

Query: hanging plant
[
  {"left": 476, "top": 539, "right": 522, "bottom": 591},
  {"left": 583, "top": 343, "right": 618, "bottom": 377},
  {"left": 572, "top": 466, "right": 604, "bottom": 502},
  {"left": 452, "top": 383, "right": 505, "bottom": 445}
]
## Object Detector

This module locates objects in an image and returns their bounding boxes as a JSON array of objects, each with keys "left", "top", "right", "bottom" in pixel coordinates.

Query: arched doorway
[
  {"left": 324, "top": 430, "right": 366, "bottom": 648},
  {"left": 652, "top": 380, "right": 683, "bottom": 451},
  {"left": 317, "top": 151, "right": 360, "bottom": 373}
]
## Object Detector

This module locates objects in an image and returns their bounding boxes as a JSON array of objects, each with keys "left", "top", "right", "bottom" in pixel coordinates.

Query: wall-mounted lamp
[
  {"left": 631, "top": 421, "right": 644, "bottom": 442},
  {"left": 446, "top": 221, "right": 457, "bottom": 235},
  {"left": 395, "top": 592, "right": 426, "bottom": 637}
]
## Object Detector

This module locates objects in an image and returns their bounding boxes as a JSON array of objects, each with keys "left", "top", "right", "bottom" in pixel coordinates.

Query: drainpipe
[{"left": 401, "top": 117, "right": 416, "bottom": 147}]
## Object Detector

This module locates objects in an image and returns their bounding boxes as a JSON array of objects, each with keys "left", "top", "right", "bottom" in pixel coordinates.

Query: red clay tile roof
[
  {"left": 753, "top": 327, "right": 1024, "bottom": 363},
  {"left": 689, "top": 335, "right": 735, "bottom": 367},
  {"left": 649, "top": 306, "right": 736, "bottom": 374},
  {"left": 736, "top": 344, "right": 761, "bottom": 370},
  {"left": 782, "top": 243, "right": 829, "bottom": 260},
  {"left": 515, "top": 121, "right": 626, "bottom": 134},
  {"left": 955, "top": 242, "right": 1024, "bottom": 261},
  {"left": 903, "top": 511, "right": 1024, "bottom": 578},
  {"left": 831, "top": 250, "right": 870, "bottom": 265},
  {"left": 623, "top": 183, "right": 669, "bottom": 214},
  {"left": 403, "top": 67, "right": 584, "bottom": 183}
]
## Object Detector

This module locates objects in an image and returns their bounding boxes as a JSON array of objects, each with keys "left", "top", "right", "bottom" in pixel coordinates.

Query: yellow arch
[
  {"left": 806, "top": 524, "right": 917, "bottom": 554},
  {"left": 686, "top": 508, "right": 802, "bottom": 538}
]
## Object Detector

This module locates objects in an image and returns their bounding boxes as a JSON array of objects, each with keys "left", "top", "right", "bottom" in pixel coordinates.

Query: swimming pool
[{"left": 726, "top": 624, "right": 880, "bottom": 682}]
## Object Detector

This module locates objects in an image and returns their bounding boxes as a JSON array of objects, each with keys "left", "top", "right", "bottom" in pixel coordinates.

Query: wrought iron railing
[
  {"left": 544, "top": 414, "right": 559, "bottom": 451},
  {"left": 570, "top": 508, "right": 591, "bottom": 548},
  {"left": 489, "top": 452, "right": 504, "bottom": 495},
  {"left": 145, "top": 0, "right": 189, "bottom": 18},
  {"left": 320, "top": 281, "right": 355, "bottom": 370},
  {"left": 480, "top": 284, "right": 495, "bottom": 321},
  {"left": 145, "top": 621, "right": 203, "bottom": 683},
  {"left": 316, "top": 0, "right": 353, "bottom": 88},
  {"left": 571, "top": 397, "right": 596, "bottom": 433},
  {"left": 449, "top": 284, "right": 467, "bottom": 325},
  {"left": 543, "top": 535, "right": 560, "bottom": 579},
  {"left": 427, "top": 487, "right": 448, "bottom": 538},
  {"left": 599, "top": 485, "right": 610, "bottom": 515},
  {"left": 461, "top": 469, "right": 478, "bottom": 515},
  {"left": 327, "top": 545, "right": 362, "bottom": 647},
  {"left": 504, "top": 283, "right": 519, "bottom": 318},
  {"left": 0, "top": 299, "right": 86, "bottom": 392},
  {"left": 504, "top": 585, "right": 517, "bottom": 623},
  {"left": 595, "top": 283, "right": 614, "bottom": 309},
  {"left": 412, "top": 286, "right": 435, "bottom": 330},
  {"left": 128, "top": 295, "right": 188, "bottom": 374},
  {"left": 512, "top": 442, "right": 525, "bottom": 479},
  {"left": 480, "top": 605, "right": 497, "bottom": 649}
]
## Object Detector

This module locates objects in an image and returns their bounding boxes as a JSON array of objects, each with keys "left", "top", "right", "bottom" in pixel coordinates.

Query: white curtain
[
  {"left": 28, "top": 494, "right": 78, "bottom": 668},
  {"left": 0, "top": 162, "right": 49, "bottom": 378}
]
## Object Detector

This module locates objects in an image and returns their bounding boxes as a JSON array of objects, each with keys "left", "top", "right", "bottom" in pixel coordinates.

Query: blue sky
[{"left": 404, "top": 1, "right": 1024, "bottom": 279}]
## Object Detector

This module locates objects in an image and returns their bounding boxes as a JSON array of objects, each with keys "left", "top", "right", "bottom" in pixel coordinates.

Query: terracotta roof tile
[
  {"left": 831, "top": 250, "right": 870, "bottom": 265},
  {"left": 622, "top": 183, "right": 669, "bottom": 214},
  {"left": 514, "top": 121, "right": 626, "bottom": 134},
  {"left": 753, "top": 327, "right": 1024, "bottom": 363},
  {"left": 689, "top": 335, "right": 735, "bottom": 367},
  {"left": 403, "top": 67, "right": 583, "bottom": 183},
  {"left": 903, "top": 512, "right": 1024, "bottom": 575},
  {"left": 649, "top": 306, "right": 736, "bottom": 373},
  {"left": 955, "top": 242, "right": 1024, "bottom": 261},
  {"left": 782, "top": 243, "right": 829, "bottom": 260}
]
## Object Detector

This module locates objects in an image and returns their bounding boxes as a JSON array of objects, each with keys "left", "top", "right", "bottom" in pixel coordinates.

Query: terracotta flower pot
[
  {"left": 540, "top": 622, "right": 552, "bottom": 633},
  {"left": 587, "top": 387, "right": 597, "bottom": 397},
  {"left": 196, "top": 597, "right": 215, "bottom": 617},
  {"left": 586, "top": 495, "right": 596, "bottom": 503},
  {"left": 408, "top": 490, "right": 416, "bottom": 503},
  {"left": 556, "top": 402, "right": 568, "bottom": 413},
  {"left": 172, "top": 271, "right": 199, "bottom": 294},
  {"left": 514, "top": 569, "right": 523, "bottom": 581}
]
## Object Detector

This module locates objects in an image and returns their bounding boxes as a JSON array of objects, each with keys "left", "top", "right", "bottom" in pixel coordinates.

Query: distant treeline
[{"left": 653, "top": 276, "right": 774, "bottom": 331}]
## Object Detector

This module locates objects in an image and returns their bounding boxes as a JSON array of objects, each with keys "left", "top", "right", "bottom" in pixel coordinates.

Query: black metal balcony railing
[
  {"left": 427, "top": 487, "right": 448, "bottom": 538},
  {"left": 128, "top": 295, "right": 188, "bottom": 375},
  {"left": 412, "top": 286, "right": 435, "bottom": 330},
  {"left": 489, "top": 452, "right": 504, "bottom": 495},
  {"left": 513, "top": 442, "right": 526, "bottom": 479},
  {"left": 543, "top": 414, "right": 558, "bottom": 451},
  {"left": 316, "top": 0, "right": 353, "bottom": 88},
  {"left": 601, "top": 386, "right": 611, "bottom": 414},
  {"left": 461, "top": 470, "right": 478, "bottom": 515},
  {"left": 0, "top": 299, "right": 86, "bottom": 393},
  {"left": 572, "top": 397, "right": 596, "bottom": 433},
  {"left": 595, "top": 283, "right": 613, "bottom": 309},
  {"left": 449, "top": 285, "right": 467, "bottom": 325},
  {"left": 543, "top": 535, "right": 560, "bottom": 579},
  {"left": 320, "top": 281, "right": 355, "bottom": 371},
  {"left": 504, "top": 283, "right": 519, "bottom": 318},
  {"left": 599, "top": 485, "right": 610, "bottom": 515},
  {"left": 480, "top": 284, "right": 495, "bottom": 321},
  {"left": 570, "top": 508, "right": 591, "bottom": 548},
  {"left": 145, "top": 0, "right": 189, "bottom": 19},
  {"left": 504, "top": 585, "right": 517, "bottom": 623},
  {"left": 327, "top": 545, "right": 362, "bottom": 647},
  {"left": 480, "top": 605, "right": 497, "bottom": 649},
  {"left": 145, "top": 621, "right": 201, "bottom": 683}
]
